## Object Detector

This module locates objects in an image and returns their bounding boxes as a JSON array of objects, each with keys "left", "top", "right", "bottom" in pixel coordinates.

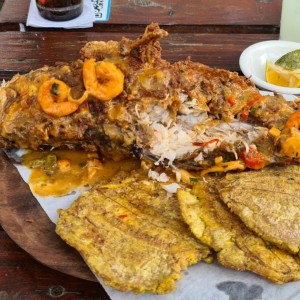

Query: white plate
[
  {"left": 260, "top": 90, "right": 296, "bottom": 101},
  {"left": 239, "top": 40, "right": 300, "bottom": 95}
]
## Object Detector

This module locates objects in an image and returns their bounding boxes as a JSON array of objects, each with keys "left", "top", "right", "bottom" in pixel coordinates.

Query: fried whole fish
[
  {"left": 56, "top": 170, "right": 212, "bottom": 294},
  {"left": 1, "top": 23, "right": 300, "bottom": 171}
]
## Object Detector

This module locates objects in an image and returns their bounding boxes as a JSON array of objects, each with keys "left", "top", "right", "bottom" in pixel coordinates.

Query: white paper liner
[
  {"left": 14, "top": 163, "right": 85, "bottom": 223},
  {"left": 9, "top": 92, "right": 300, "bottom": 299},
  {"left": 27, "top": 0, "right": 96, "bottom": 29}
]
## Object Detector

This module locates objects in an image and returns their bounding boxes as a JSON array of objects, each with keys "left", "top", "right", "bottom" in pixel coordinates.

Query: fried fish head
[
  {"left": 56, "top": 170, "right": 212, "bottom": 294},
  {"left": 178, "top": 180, "right": 300, "bottom": 284},
  {"left": 80, "top": 23, "right": 168, "bottom": 63}
]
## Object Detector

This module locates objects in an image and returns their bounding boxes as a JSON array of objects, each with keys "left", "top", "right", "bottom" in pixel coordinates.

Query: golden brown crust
[
  {"left": 80, "top": 40, "right": 120, "bottom": 61},
  {"left": 219, "top": 165, "right": 300, "bottom": 254},
  {"left": 178, "top": 175, "right": 300, "bottom": 284},
  {"left": 56, "top": 170, "right": 212, "bottom": 294}
]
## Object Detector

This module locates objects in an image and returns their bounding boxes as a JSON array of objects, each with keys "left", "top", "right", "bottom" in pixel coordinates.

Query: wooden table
[{"left": 0, "top": 0, "right": 282, "bottom": 299}]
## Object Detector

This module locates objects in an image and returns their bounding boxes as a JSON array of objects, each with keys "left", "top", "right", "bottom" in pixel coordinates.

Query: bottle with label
[{"left": 36, "top": 0, "right": 83, "bottom": 22}]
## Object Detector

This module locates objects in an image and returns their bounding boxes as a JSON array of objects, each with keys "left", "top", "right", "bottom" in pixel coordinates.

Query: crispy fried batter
[
  {"left": 173, "top": 59, "right": 257, "bottom": 121},
  {"left": 80, "top": 40, "right": 120, "bottom": 61},
  {"left": 249, "top": 94, "right": 297, "bottom": 130},
  {"left": 56, "top": 170, "right": 212, "bottom": 294},
  {"left": 178, "top": 180, "right": 300, "bottom": 284},
  {"left": 219, "top": 165, "right": 300, "bottom": 254},
  {"left": 80, "top": 23, "right": 168, "bottom": 63}
]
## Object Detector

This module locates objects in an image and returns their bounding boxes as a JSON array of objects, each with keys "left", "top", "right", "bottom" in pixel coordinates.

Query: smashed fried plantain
[
  {"left": 219, "top": 165, "right": 300, "bottom": 254},
  {"left": 178, "top": 178, "right": 300, "bottom": 284},
  {"left": 56, "top": 170, "right": 212, "bottom": 294}
]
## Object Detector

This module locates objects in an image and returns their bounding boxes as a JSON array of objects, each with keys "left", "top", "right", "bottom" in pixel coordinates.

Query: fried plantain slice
[
  {"left": 56, "top": 170, "right": 212, "bottom": 294},
  {"left": 219, "top": 165, "right": 300, "bottom": 254},
  {"left": 178, "top": 180, "right": 300, "bottom": 284}
]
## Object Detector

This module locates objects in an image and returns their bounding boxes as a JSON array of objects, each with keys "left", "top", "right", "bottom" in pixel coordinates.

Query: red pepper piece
[
  {"left": 118, "top": 214, "right": 128, "bottom": 220},
  {"left": 240, "top": 148, "right": 267, "bottom": 170},
  {"left": 227, "top": 96, "right": 235, "bottom": 106},
  {"left": 241, "top": 93, "right": 262, "bottom": 121}
]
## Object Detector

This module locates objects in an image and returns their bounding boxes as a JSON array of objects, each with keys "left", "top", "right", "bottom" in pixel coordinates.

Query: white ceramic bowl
[{"left": 239, "top": 40, "right": 300, "bottom": 95}]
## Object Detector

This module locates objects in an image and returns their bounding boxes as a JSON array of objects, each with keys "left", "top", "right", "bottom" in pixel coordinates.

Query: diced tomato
[
  {"left": 118, "top": 214, "right": 128, "bottom": 219},
  {"left": 285, "top": 158, "right": 294, "bottom": 164},
  {"left": 241, "top": 110, "right": 250, "bottom": 121},
  {"left": 227, "top": 96, "right": 235, "bottom": 106},
  {"left": 240, "top": 148, "right": 267, "bottom": 170},
  {"left": 241, "top": 93, "right": 262, "bottom": 121}
]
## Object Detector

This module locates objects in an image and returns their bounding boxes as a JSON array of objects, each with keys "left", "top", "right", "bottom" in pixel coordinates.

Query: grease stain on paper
[{"left": 216, "top": 281, "right": 263, "bottom": 300}]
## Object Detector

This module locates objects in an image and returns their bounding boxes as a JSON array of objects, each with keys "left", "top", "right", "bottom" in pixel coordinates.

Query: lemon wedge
[{"left": 265, "top": 60, "right": 300, "bottom": 88}]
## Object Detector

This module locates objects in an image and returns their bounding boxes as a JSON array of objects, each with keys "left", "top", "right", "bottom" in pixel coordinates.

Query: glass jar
[
  {"left": 280, "top": 0, "right": 300, "bottom": 42},
  {"left": 36, "top": 0, "right": 84, "bottom": 22}
]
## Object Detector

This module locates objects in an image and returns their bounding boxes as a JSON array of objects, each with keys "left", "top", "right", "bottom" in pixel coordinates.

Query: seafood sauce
[
  {"left": 21, "top": 150, "right": 140, "bottom": 197},
  {"left": 36, "top": 0, "right": 83, "bottom": 21}
]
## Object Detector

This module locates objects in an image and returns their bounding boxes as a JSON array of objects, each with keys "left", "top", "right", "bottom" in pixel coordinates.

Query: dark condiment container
[{"left": 36, "top": 0, "right": 83, "bottom": 21}]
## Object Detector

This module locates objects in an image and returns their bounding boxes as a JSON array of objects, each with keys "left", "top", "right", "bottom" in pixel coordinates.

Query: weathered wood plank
[
  {"left": 0, "top": 0, "right": 282, "bottom": 27},
  {"left": 0, "top": 31, "right": 278, "bottom": 81},
  {"left": 0, "top": 151, "right": 99, "bottom": 283},
  {"left": 0, "top": 231, "right": 110, "bottom": 299},
  {"left": 110, "top": 0, "right": 282, "bottom": 26}
]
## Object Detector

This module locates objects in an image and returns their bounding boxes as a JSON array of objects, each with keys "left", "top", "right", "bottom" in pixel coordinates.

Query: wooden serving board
[{"left": 0, "top": 150, "right": 97, "bottom": 282}]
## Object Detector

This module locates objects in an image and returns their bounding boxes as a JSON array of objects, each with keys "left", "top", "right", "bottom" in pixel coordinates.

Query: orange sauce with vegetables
[{"left": 21, "top": 150, "right": 140, "bottom": 197}]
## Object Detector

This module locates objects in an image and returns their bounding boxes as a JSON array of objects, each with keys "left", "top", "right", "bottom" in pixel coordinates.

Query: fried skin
[
  {"left": 2, "top": 23, "right": 300, "bottom": 170},
  {"left": 56, "top": 170, "right": 212, "bottom": 294},
  {"left": 219, "top": 165, "right": 300, "bottom": 254},
  {"left": 178, "top": 180, "right": 300, "bottom": 284}
]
